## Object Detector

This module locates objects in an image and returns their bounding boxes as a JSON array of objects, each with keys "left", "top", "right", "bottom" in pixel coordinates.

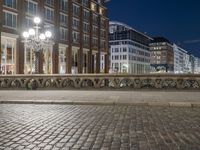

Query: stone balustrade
[{"left": 0, "top": 74, "right": 200, "bottom": 90}]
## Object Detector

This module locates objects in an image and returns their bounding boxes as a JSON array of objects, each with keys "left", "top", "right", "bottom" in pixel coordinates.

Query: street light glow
[
  {"left": 23, "top": 32, "right": 29, "bottom": 38},
  {"left": 34, "top": 17, "right": 41, "bottom": 24},
  {"left": 22, "top": 16, "right": 54, "bottom": 74},
  {"left": 45, "top": 31, "right": 52, "bottom": 38},
  {"left": 29, "top": 28, "right": 35, "bottom": 36},
  {"left": 39, "top": 34, "right": 46, "bottom": 40}
]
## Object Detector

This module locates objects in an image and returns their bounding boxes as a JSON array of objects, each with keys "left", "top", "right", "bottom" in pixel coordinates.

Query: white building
[
  {"left": 173, "top": 44, "right": 198, "bottom": 74},
  {"left": 194, "top": 57, "right": 200, "bottom": 74},
  {"left": 185, "top": 54, "right": 192, "bottom": 73},
  {"left": 109, "top": 21, "right": 152, "bottom": 74},
  {"left": 173, "top": 44, "right": 189, "bottom": 74}
]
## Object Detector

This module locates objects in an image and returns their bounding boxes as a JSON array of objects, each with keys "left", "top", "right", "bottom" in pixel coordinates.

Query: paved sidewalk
[
  {"left": 0, "top": 90, "right": 200, "bottom": 107},
  {"left": 0, "top": 104, "right": 200, "bottom": 150}
]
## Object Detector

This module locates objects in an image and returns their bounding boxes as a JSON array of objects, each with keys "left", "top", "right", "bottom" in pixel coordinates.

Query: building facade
[
  {"left": 173, "top": 44, "right": 189, "bottom": 74},
  {"left": 150, "top": 37, "right": 174, "bottom": 73},
  {"left": 194, "top": 57, "right": 200, "bottom": 74},
  {"left": 0, "top": 0, "right": 109, "bottom": 74},
  {"left": 189, "top": 54, "right": 195, "bottom": 74},
  {"left": 109, "top": 21, "right": 152, "bottom": 74}
]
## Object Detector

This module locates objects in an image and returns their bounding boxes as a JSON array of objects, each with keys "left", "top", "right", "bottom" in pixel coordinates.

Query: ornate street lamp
[{"left": 22, "top": 17, "right": 54, "bottom": 74}]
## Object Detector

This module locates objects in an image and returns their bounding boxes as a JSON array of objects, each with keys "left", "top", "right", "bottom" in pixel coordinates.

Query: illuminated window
[
  {"left": 99, "top": 7, "right": 104, "bottom": 15},
  {"left": 91, "top": 2, "right": 96, "bottom": 11}
]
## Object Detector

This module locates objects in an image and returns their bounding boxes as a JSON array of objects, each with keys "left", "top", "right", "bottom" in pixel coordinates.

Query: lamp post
[{"left": 22, "top": 17, "right": 54, "bottom": 74}]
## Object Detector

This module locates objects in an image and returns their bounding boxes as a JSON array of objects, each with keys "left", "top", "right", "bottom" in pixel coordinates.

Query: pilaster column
[
  {"left": 105, "top": 53, "right": 109, "bottom": 73},
  {"left": 78, "top": 1, "right": 83, "bottom": 74},
  {"left": 66, "top": 0, "right": 72, "bottom": 74},
  {"left": 0, "top": 0, "right": 2, "bottom": 73},
  {"left": 52, "top": 0, "right": 60, "bottom": 74},
  {"left": 16, "top": 0, "right": 26, "bottom": 74}
]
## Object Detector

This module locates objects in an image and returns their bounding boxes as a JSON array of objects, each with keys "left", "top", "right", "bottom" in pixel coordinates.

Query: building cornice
[{"left": 109, "top": 21, "right": 153, "bottom": 40}]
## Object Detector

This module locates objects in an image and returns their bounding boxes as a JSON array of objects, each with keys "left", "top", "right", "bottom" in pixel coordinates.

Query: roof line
[{"left": 109, "top": 21, "right": 153, "bottom": 40}]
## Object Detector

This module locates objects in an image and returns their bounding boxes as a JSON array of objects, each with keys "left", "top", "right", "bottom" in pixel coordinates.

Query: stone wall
[{"left": 0, "top": 74, "right": 200, "bottom": 90}]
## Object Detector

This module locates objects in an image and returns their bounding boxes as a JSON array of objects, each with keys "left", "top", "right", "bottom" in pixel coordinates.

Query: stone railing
[{"left": 0, "top": 74, "right": 200, "bottom": 90}]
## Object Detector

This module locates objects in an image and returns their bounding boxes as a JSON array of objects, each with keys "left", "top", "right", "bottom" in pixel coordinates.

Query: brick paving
[{"left": 0, "top": 104, "right": 200, "bottom": 150}]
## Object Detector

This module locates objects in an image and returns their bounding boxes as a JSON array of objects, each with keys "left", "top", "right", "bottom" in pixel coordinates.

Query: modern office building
[
  {"left": 109, "top": 21, "right": 152, "bottom": 74},
  {"left": 0, "top": 0, "right": 109, "bottom": 74},
  {"left": 194, "top": 57, "right": 200, "bottom": 74},
  {"left": 189, "top": 54, "right": 195, "bottom": 74},
  {"left": 173, "top": 44, "right": 189, "bottom": 74},
  {"left": 150, "top": 37, "right": 174, "bottom": 73}
]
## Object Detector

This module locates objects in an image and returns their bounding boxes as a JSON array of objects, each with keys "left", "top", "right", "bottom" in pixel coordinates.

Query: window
[
  {"left": 91, "top": 2, "right": 96, "bottom": 11},
  {"left": 115, "top": 55, "right": 119, "bottom": 60},
  {"left": 3, "top": 11, "right": 17, "bottom": 29},
  {"left": 59, "top": 47, "right": 66, "bottom": 74},
  {"left": 60, "top": 27, "right": 68, "bottom": 41},
  {"left": 100, "top": 30, "right": 105, "bottom": 38},
  {"left": 3, "top": 0, "right": 17, "bottom": 9},
  {"left": 93, "top": 14, "right": 98, "bottom": 25},
  {"left": 73, "top": 4, "right": 79, "bottom": 17},
  {"left": 26, "top": 0, "right": 38, "bottom": 16},
  {"left": 1, "top": 38, "right": 16, "bottom": 74},
  {"left": 60, "top": 0, "right": 68, "bottom": 12},
  {"left": 115, "top": 48, "right": 119, "bottom": 53},
  {"left": 92, "top": 38, "right": 98, "bottom": 47},
  {"left": 45, "top": 0, "right": 54, "bottom": 6},
  {"left": 72, "top": 18, "right": 79, "bottom": 30},
  {"left": 93, "top": 26, "right": 98, "bottom": 36},
  {"left": 123, "top": 48, "right": 127, "bottom": 52},
  {"left": 83, "top": 9, "right": 89, "bottom": 21},
  {"left": 101, "top": 18, "right": 106, "bottom": 28},
  {"left": 60, "top": 13, "right": 68, "bottom": 26},
  {"left": 72, "top": 31, "right": 80, "bottom": 43},
  {"left": 25, "top": 17, "right": 33, "bottom": 28},
  {"left": 44, "top": 23, "right": 54, "bottom": 33},
  {"left": 83, "top": 34, "right": 89, "bottom": 46},
  {"left": 100, "top": 40, "right": 105, "bottom": 48},
  {"left": 99, "top": 7, "right": 104, "bottom": 15},
  {"left": 45, "top": 7, "right": 54, "bottom": 21},
  {"left": 82, "top": 0, "right": 88, "bottom": 7},
  {"left": 83, "top": 23, "right": 89, "bottom": 33},
  {"left": 123, "top": 55, "right": 127, "bottom": 60}
]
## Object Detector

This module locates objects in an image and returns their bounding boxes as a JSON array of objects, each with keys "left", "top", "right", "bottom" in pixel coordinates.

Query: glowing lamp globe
[
  {"left": 23, "top": 32, "right": 29, "bottom": 38},
  {"left": 45, "top": 31, "right": 52, "bottom": 38},
  {"left": 34, "top": 17, "right": 41, "bottom": 24},
  {"left": 28, "top": 28, "right": 35, "bottom": 36},
  {"left": 39, "top": 34, "right": 46, "bottom": 40}
]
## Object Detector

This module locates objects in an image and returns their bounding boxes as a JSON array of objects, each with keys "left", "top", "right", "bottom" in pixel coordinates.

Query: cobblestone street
[{"left": 0, "top": 104, "right": 200, "bottom": 150}]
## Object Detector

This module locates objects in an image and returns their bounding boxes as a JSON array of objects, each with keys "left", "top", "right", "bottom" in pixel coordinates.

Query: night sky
[{"left": 107, "top": 0, "right": 200, "bottom": 57}]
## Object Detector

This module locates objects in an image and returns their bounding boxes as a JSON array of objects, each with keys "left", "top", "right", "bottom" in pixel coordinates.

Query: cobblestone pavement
[{"left": 0, "top": 104, "right": 200, "bottom": 150}]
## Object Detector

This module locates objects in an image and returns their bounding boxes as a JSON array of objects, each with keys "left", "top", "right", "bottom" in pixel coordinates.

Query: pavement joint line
[{"left": 0, "top": 100, "right": 200, "bottom": 108}]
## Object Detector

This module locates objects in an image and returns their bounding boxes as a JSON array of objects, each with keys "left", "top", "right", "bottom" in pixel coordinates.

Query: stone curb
[{"left": 0, "top": 100, "right": 200, "bottom": 108}]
